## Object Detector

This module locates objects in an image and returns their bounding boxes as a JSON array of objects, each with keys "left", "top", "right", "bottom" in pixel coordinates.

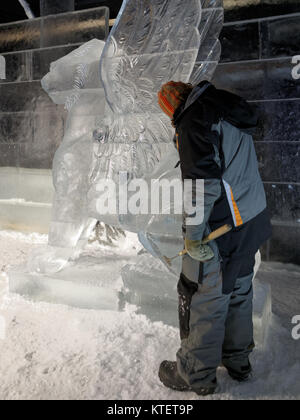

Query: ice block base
[
  {"left": 9, "top": 251, "right": 272, "bottom": 348},
  {"left": 9, "top": 255, "right": 123, "bottom": 311}
]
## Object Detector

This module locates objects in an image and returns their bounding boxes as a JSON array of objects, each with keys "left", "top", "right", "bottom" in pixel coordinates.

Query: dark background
[
  {"left": 1, "top": 0, "right": 300, "bottom": 23},
  {"left": 0, "top": 1, "right": 123, "bottom": 22}
]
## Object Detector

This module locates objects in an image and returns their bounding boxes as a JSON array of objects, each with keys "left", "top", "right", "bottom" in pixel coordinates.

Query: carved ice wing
[
  {"left": 100, "top": 0, "right": 202, "bottom": 115},
  {"left": 190, "top": 0, "right": 224, "bottom": 84}
]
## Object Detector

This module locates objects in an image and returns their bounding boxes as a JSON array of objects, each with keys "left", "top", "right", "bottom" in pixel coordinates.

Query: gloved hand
[{"left": 185, "top": 239, "right": 215, "bottom": 262}]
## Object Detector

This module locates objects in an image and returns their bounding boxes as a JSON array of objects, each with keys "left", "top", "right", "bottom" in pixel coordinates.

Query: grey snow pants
[{"left": 177, "top": 236, "right": 255, "bottom": 388}]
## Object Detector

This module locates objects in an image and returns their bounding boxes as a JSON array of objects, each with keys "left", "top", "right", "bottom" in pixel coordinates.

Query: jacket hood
[{"left": 175, "top": 81, "right": 259, "bottom": 130}]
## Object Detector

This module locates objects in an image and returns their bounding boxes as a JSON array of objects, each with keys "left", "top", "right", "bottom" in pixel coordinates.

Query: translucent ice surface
[
  {"left": 29, "top": 39, "right": 106, "bottom": 272},
  {"left": 0, "top": 168, "right": 53, "bottom": 233},
  {"left": 0, "top": 55, "right": 6, "bottom": 79},
  {"left": 18, "top": 0, "right": 35, "bottom": 19},
  {"left": 92, "top": 0, "right": 224, "bottom": 252},
  {"left": 28, "top": 1, "right": 224, "bottom": 280},
  {"left": 11, "top": 256, "right": 121, "bottom": 311}
]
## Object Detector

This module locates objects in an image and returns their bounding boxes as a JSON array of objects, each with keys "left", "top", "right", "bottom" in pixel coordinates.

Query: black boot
[
  {"left": 223, "top": 360, "right": 252, "bottom": 382},
  {"left": 159, "top": 361, "right": 217, "bottom": 396}
]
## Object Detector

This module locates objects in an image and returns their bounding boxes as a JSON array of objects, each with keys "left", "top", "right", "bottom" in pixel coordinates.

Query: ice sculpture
[
  {"left": 11, "top": 1, "right": 273, "bottom": 348},
  {"left": 18, "top": 0, "right": 35, "bottom": 19},
  {"left": 29, "top": 0, "right": 225, "bottom": 274},
  {"left": 28, "top": 39, "right": 107, "bottom": 273},
  {"left": 0, "top": 55, "right": 6, "bottom": 80}
]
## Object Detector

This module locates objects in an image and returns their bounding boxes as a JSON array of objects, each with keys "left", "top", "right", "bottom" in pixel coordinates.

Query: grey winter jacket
[{"left": 173, "top": 81, "right": 271, "bottom": 248}]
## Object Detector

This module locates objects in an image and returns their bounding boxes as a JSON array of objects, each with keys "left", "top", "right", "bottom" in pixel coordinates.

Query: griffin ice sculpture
[{"left": 28, "top": 0, "right": 225, "bottom": 275}]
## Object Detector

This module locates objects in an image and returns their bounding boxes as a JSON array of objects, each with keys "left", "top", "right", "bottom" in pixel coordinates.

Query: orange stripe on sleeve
[
  {"left": 230, "top": 188, "right": 243, "bottom": 226},
  {"left": 176, "top": 133, "right": 179, "bottom": 151}
]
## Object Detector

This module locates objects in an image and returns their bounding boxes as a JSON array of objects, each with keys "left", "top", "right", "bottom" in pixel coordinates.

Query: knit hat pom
[{"left": 158, "top": 81, "right": 193, "bottom": 119}]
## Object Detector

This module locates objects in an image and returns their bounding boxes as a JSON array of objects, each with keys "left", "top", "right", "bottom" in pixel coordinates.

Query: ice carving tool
[{"left": 164, "top": 224, "right": 232, "bottom": 267}]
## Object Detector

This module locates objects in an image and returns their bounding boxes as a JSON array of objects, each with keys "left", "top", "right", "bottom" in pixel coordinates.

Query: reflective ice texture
[
  {"left": 0, "top": 167, "right": 53, "bottom": 233},
  {"left": 18, "top": 0, "right": 36, "bottom": 19},
  {"left": 91, "top": 0, "right": 223, "bottom": 255},
  {"left": 191, "top": 0, "right": 224, "bottom": 84},
  {"left": 28, "top": 1, "right": 224, "bottom": 274},
  {"left": 11, "top": 255, "right": 122, "bottom": 311},
  {"left": 40, "top": 0, "right": 75, "bottom": 16},
  {"left": 0, "top": 7, "right": 109, "bottom": 53},
  {"left": 96, "top": 0, "right": 203, "bottom": 182},
  {"left": 28, "top": 39, "right": 106, "bottom": 273},
  {"left": 90, "top": 0, "right": 224, "bottom": 253},
  {"left": 0, "top": 56, "right": 5, "bottom": 80}
]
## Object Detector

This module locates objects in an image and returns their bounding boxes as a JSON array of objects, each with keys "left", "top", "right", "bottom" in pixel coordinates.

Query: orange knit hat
[{"left": 158, "top": 81, "right": 193, "bottom": 119}]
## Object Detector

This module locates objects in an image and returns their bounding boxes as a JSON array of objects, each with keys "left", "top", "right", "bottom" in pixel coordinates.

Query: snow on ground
[{"left": 0, "top": 230, "right": 299, "bottom": 400}]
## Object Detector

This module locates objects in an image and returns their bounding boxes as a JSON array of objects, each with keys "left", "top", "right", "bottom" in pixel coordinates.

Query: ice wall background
[
  {"left": 0, "top": 0, "right": 299, "bottom": 265},
  {"left": 0, "top": 7, "right": 109, "bottom": 233}
]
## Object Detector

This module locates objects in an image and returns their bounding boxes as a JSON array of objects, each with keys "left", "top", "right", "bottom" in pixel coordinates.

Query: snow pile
[
  {"left": 0, "top": 230, "right": 299, "bottom": 400},
  {"left": 0, "top": 230, "right": 47, "bottom": 272}
]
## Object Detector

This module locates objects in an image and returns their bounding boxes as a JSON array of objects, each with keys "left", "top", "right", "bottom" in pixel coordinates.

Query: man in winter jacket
[{"left": 157, "top": 81, "right": 272, "bottom": 396}]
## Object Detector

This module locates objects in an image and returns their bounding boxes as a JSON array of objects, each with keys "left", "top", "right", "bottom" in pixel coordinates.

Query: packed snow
[{"left": 0, "top": 230, "right": 299, "bottom": 400}]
